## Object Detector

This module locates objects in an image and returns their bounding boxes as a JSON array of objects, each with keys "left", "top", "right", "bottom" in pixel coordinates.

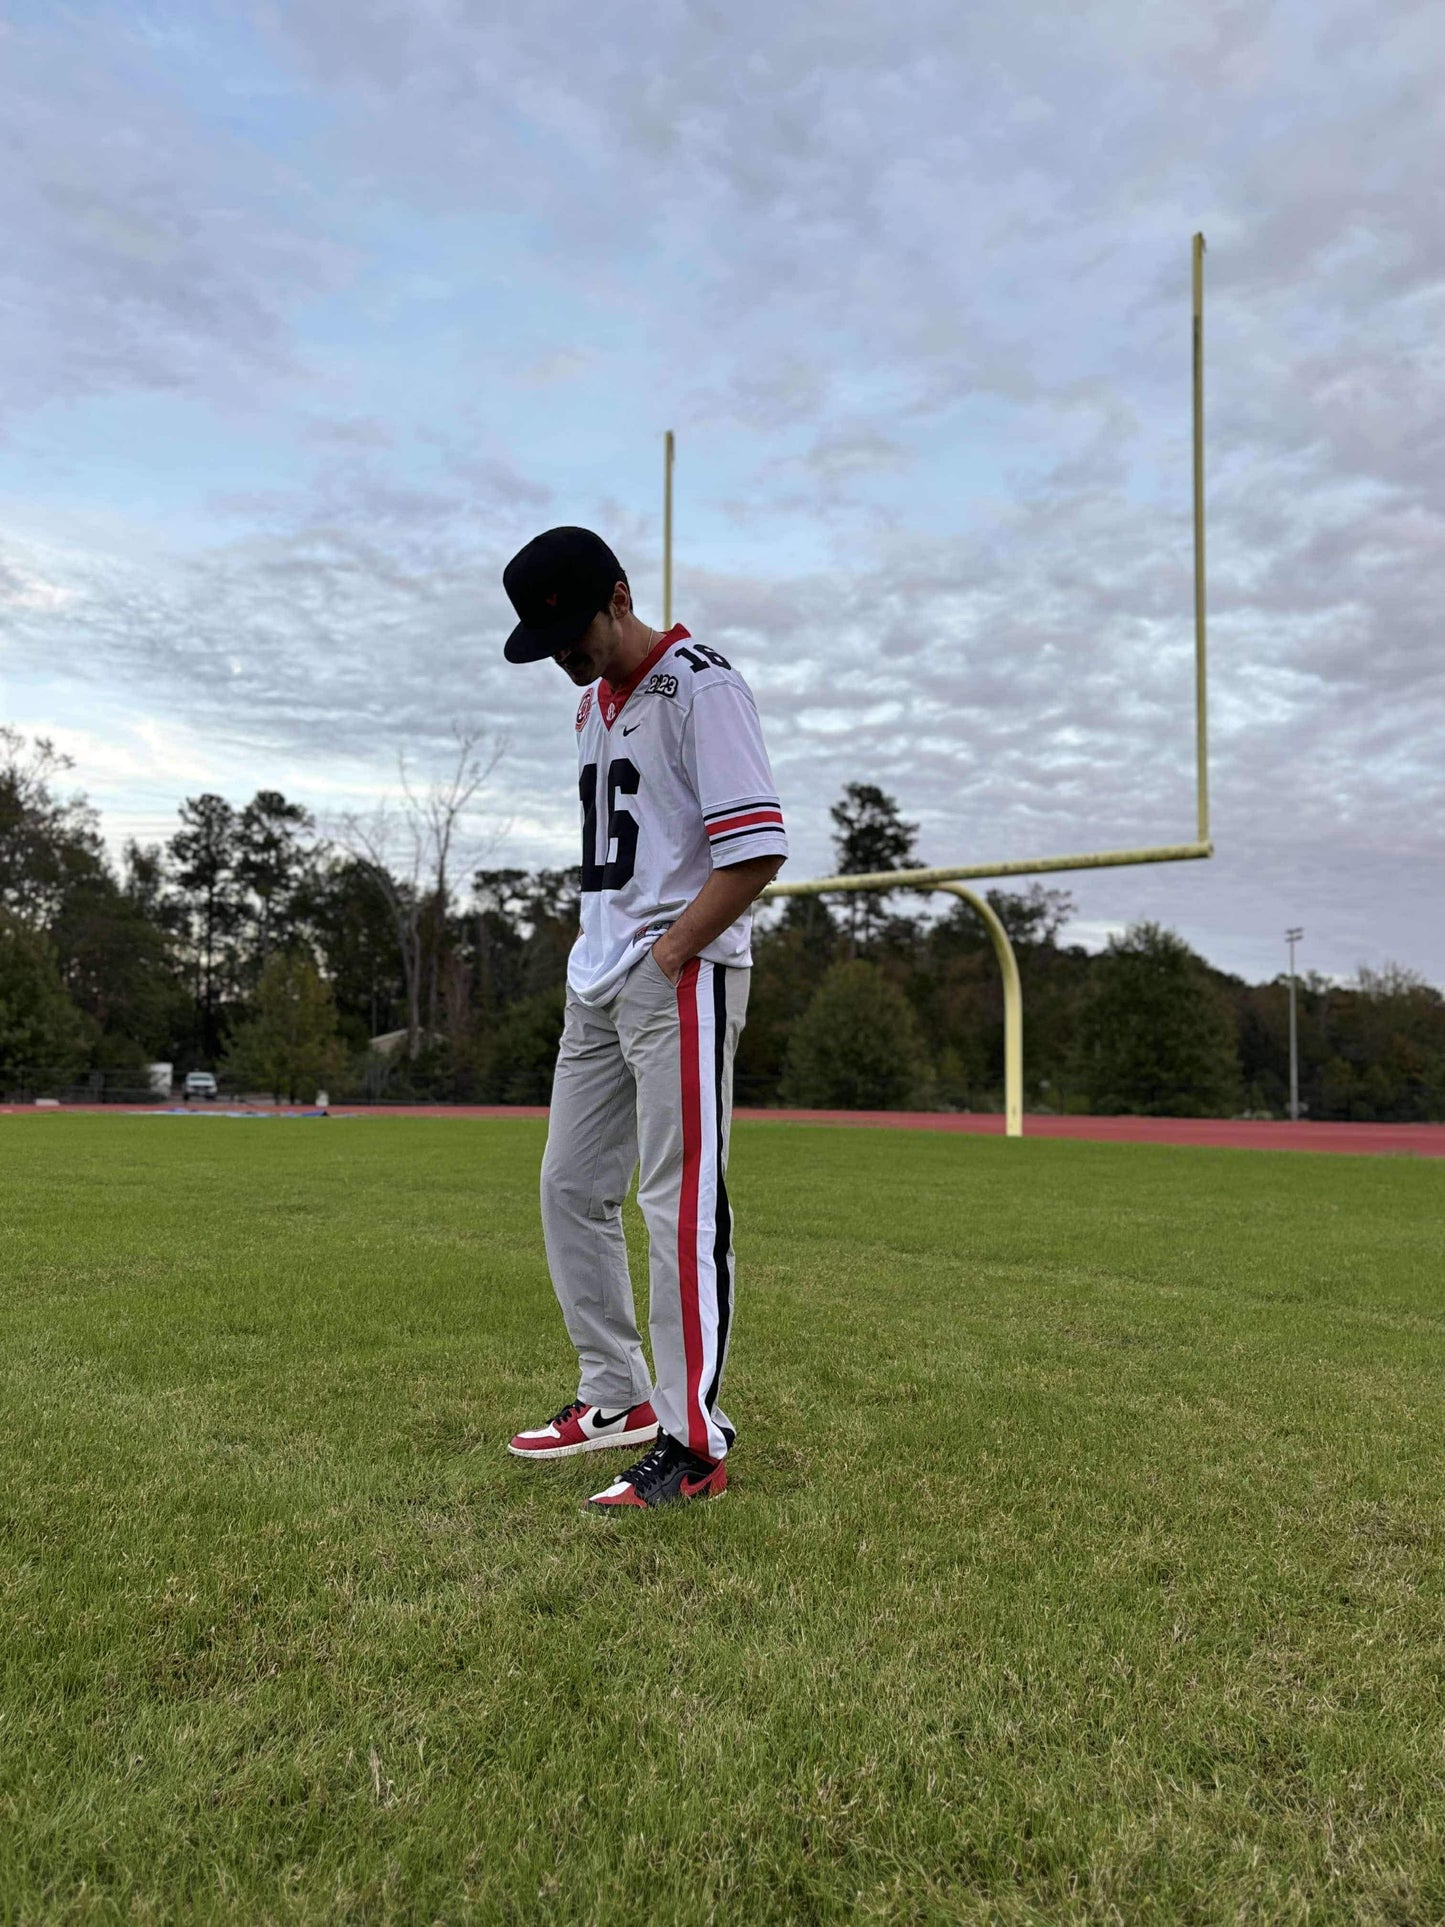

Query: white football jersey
[{"left": 567, "top": 625, "right": 789, "bottom": 1006}]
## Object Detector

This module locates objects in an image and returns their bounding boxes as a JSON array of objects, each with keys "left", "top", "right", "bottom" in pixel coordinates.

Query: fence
[{"left": 0, "top": 1066, "right": 179, "bottom": 1105}]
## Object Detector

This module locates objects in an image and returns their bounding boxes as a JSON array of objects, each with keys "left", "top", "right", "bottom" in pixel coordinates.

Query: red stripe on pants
[{"left": 674, "top": 958, "right": 708, "bottom": 1458}]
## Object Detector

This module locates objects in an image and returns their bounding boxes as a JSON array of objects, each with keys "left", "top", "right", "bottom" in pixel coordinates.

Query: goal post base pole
[{"left": 932, "top": 882, "right": 1023, "bottom": 1138}]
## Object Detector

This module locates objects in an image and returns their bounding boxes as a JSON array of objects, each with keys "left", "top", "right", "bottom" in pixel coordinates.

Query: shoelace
[
  {"left": 546, "top": 1398, "right": 587, "bottom": 1430},
  {"left": 622, "top": 1438, "right": 677, "bottom": 1492}
]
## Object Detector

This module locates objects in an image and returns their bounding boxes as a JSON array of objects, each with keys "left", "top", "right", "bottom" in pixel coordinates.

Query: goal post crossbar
[
  {"left": 759, "top": 844, "right": 1209, "bottom": 1143},
  {"left": 759, "top": 838, "right": 1212, "bottom": 901}
]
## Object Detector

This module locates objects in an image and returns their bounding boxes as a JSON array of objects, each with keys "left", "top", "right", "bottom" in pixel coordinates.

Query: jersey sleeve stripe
[
  {"left": 707, "top": 825, "right": 789, "bottom": 853},
  {"left": 703, "top": 797, "right": 779, "bottom": 822},
  {"left": 706, "top": 808, "right": 785, "bottom": 837}
]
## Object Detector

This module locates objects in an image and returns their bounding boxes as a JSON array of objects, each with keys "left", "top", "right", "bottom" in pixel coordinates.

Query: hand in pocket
[{"left": 649, "top": 940, "right": 683, "bottom": 986}]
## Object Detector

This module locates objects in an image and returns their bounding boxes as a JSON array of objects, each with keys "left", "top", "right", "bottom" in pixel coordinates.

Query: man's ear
[{"left": 612, "top": 580, "right": 632, "bottom": 618}]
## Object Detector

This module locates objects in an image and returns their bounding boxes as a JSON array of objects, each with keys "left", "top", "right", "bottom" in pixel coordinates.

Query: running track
[{"left": 4, "top": 1103, "right": 1443, "bottom": 1157}]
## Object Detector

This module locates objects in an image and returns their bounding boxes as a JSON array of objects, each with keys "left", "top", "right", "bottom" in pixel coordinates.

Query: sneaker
[
  {"left": 586, "top": 1433, "right": 728, "bottom": 1510},
  {"left": 508, "top": 1396, "right": 658, "bottom": 1461}
]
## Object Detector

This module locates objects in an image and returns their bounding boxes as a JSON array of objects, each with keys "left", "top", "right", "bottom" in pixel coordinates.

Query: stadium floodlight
[
  {"left": 663, "top": 234, "right": 1213, "bottom": 1137},
  {"left": 1286, "top": 928, "right": 1304, "bottom": 1122}
]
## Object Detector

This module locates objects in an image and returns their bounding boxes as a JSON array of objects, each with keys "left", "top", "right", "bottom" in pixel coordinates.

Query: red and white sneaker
[
  {"left": 508, "top": 1397, "right": 659, "bottom": 1461},
  {"left": 587, "top": 1434, "right": 728, "bottom": 1510}
]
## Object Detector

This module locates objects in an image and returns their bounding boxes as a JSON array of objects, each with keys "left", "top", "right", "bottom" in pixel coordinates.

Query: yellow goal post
[{"left": 665, "top": 234, "right": 1211, "bottom": 1136}]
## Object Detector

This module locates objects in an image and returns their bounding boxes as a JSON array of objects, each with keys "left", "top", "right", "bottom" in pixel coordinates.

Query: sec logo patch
[{"left": 575, "top": 689, "right": 594, "bottom": 732}]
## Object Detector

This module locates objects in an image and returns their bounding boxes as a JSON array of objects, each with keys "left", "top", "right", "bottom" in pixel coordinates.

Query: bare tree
[{"left": 337, "top": 728, "right": 505, "bottom": 1059}]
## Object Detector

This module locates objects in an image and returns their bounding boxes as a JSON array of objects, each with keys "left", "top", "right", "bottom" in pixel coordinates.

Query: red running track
[
  {"left": 4, "top": 1102, "right": 1443, "bottom": 1156},
  {"left": 739, "top": 1110, "right": 1445, "bottom": 1157}
]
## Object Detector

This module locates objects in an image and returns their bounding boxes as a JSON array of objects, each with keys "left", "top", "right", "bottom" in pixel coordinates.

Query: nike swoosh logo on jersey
[{"left": 621, "top": 721, "right": 642, "bottom": 735}]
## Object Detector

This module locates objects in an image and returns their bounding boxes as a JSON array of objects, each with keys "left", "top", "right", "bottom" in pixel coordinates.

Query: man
[{"left": 501, "top": 526, "right": 786, "bottom": 1510}]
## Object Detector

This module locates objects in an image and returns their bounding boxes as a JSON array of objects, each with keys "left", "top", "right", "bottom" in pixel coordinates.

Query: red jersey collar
[{"left": 598, "top": 625, "right": 689, "bottom": 729}]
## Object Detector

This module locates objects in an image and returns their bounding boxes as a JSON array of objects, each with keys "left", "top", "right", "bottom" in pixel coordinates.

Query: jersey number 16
[{"left": 579, "top": 758, "right": 639, "bottom": 891}]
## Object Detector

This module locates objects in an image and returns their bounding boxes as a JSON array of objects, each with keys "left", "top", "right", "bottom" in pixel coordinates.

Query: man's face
[
  {"left": 552, "top": 611, "right": 611, "bottom": 687},
  {"left": 553, "top": 589, "right": 626, "bottom": 686}
]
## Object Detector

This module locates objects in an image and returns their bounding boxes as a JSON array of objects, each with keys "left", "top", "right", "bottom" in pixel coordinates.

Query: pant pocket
[{"left": 631, "top": 946, "right": 680, "bottom": 999}]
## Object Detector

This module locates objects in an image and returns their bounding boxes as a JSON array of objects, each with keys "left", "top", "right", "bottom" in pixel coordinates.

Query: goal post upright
[
  {"left": 1193, "top": 231, "right": 1209, "bottom": 847},
  {"left": 662, "top": 428, "right": 675, "bottom": 631}
]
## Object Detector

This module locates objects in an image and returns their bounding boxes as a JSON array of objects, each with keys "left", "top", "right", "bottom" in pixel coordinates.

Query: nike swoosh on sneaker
[
  {"left": 590, "top": 1407, "right": 635, "bottom": 1429},
  {"left": 680, "top": 1470, "right": 718, "bottom": 1498}
]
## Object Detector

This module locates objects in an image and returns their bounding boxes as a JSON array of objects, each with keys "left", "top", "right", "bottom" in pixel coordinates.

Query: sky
[{"left": 1, "top": 0, "right": 1441, "bottom": 985}]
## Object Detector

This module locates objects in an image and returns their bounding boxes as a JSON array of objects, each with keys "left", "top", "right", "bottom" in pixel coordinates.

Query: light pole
[{"left": 1285, "top": 928, "right": 1304, "bottom": 1121}]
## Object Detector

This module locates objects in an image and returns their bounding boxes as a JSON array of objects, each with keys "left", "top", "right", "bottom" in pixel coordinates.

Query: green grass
[{"left": 1, "top": 1117, "right": 1444, "bottom": 1925}]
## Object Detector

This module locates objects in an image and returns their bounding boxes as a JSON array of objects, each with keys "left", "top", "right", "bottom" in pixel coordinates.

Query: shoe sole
[
  {"left": 587, "top": 1487, "right": 727, "bottom": 1512},
  {"left": 507, "top": 1423, "right": 660, "bottom": 1461}
]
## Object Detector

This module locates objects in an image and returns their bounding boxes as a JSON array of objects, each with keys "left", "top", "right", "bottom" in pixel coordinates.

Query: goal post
[
  {"left": 664, "top": 233, "right": 1212, "bottom": 1135},
  {"left": 662, "top": 428, "right": 675, "bottom": 631}
]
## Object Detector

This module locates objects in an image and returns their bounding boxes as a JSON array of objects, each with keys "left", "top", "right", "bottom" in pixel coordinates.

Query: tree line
[{"left": 2, "top": 728, "right": 1442, "bottom": 1119}]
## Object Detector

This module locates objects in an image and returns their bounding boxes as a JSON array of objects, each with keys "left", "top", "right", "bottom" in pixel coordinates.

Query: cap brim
[{"left": 504, "top": 613, "right": 591, "bottom": 664}]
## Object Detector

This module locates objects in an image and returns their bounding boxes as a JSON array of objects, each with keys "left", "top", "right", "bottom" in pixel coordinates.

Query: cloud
[
  {"left": 0, "top": 14, "right": 353, "bottom": 426},
  {"left": 519, "top": 350, "right": 598, "bottom": 388},
  {"left": 794, "top": 426, "right": 916, "bottom": 485},
  {"left": 0, "top": 552, "right": 71, "bottom": 612},
  {"left": 0, "top": 0, "right": 1442, "bottom": 982}
]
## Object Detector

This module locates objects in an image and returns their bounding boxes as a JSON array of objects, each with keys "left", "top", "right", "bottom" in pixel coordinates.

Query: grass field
[{"left": 2, "top": 1116, "right": 1444, "bottom": 1924}]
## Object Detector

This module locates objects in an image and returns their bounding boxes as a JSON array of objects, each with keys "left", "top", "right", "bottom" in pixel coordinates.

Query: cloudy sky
[{"left": 2, "top": 0, "right": 1441, "bottom": 983}]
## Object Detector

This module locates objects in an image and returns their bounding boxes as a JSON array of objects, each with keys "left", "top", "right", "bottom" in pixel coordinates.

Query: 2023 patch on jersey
[{"left": 568, "top": 625, "right": 789, "bottom": 1007}]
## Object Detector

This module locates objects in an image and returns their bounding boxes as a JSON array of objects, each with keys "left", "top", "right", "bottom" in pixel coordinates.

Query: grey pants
[{"left": 540, "top": 951, "right": 749, "bottom": 1462}]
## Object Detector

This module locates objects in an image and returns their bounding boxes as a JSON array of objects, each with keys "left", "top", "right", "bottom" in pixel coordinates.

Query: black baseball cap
[{"left": 502, "top": 526, "right": 627, "bottom": 664}]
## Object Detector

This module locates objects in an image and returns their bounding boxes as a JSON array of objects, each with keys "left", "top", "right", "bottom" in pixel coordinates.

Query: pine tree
[
  {"left": 169, "top": 795, "right": 241, "bottom": 1060},
  {"left": 828, "top": 784, "right": 919, "bottom": 948},
  {"left": 235, "top": 791, "right": 315, "bottom": 981}
]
